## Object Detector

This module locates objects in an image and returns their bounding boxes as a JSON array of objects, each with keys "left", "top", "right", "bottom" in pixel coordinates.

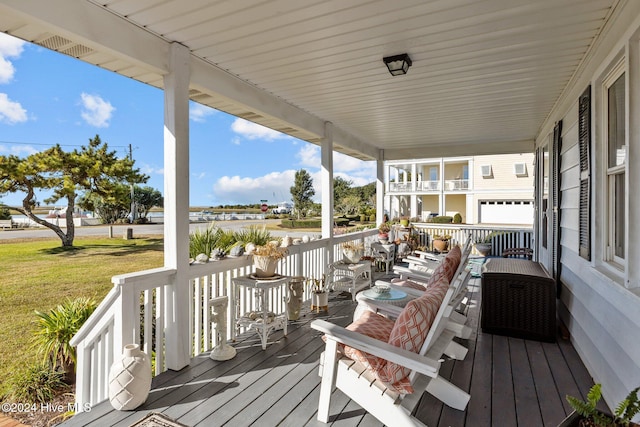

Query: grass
[{"left": 0, "top": 235, "right": 163, "bottom": 397}]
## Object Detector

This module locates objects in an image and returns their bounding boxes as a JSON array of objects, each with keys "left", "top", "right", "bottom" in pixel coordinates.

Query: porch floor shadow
[{"left": 61, "top": 269, "right": 598, "bottom": 427}]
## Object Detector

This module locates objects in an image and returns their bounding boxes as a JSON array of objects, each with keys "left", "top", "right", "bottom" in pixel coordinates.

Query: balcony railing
[
  {"left": 444, "top": 179, "right": 469, "bottom": 191},
  {"left": 69, "top": 229, "right": 380, "bottom": 410},
  {"left": 69, "top": 224, "right": 532, "bottom": 411},
  {"left": 389, "top": 180, "right": 441, "bottom": 192}
]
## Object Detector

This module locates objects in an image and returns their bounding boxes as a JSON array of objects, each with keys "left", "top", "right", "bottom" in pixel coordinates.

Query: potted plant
[
  {"left": 307, "top": 275, "right": 329, "bottom": 313},
  {"left": 341, "top": 241, "right": 364, "bottom": 263},
  {"left": 378, "top": 222, "right": 391, "bottom": 243},
  {"left": 432, "top": 235, "right": 451, "bottom": 252},
  {"left": 475, "top": 236, "right": 493, "bottom": 257},
  {"left": 400, "top": 216, "right": 410, "bottom": 227},
  {"left": 252, "top": 241, "right": 287, "bottom": 277},
  {"left": 561, "top": 384, "right": 640, "bottom": 427}
]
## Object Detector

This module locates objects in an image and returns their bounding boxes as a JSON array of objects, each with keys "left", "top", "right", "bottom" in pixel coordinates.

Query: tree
[
  {"left": 0, "top": 135, "right": 148, "bottom": 246},
  {"left": 336, "top": 194, "right": 361, "bottom": 215},
  {"left": 133, "top": 185, "right": 163, "bottom": 221},
  {"left": 290, "top": 169, "right": 315, "bottom": 219},
  {"left": 77, "top": 184, "right": 131, "bottom": 224},
  {"left": 333, "top": 176, "right": 353, "bottom": 208}
]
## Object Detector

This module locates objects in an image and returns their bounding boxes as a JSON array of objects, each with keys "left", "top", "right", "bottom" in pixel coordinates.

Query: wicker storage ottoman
[{"left": 481, "top": 258, "right": 556, "bottom": 342}]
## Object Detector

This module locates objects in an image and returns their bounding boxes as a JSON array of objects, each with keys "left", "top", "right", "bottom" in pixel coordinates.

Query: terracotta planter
[
  {"left": 433, "top": 238, "right": 449, "bottom": 252},
  {"left": 378, "top": 233, "right": 389, "bottom": 244}
]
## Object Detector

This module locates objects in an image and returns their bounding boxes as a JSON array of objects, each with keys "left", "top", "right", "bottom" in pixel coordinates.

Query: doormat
[{"left": 129, "top": 412, "right": 189, "bottom": 427}]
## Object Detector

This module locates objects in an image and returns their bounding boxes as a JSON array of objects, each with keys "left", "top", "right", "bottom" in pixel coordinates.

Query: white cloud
[
  {"left": 231, "top": 118, "right": 286, "bottom": 141},
  {"left": 213, "top": 170, "right": 297, "bottom": 204},
  {"left": 0, "top": 143, "right": 38, "bottom": 156},
  {"left": 192, "top": 171, "right": 206, "bottom": 180},
  {"left": 190, "top": 103, "right": 216, "bottom": 123},
  {"left": 296, "top": 144, "right": 376, "bottom": 175},
  {"left": 80, "top": 93, "right": 114, "bottom": 127},
  {"left": 0, "top": 33, "right": 25, "bottom": 84},
  {"left": 0, "top": 93, "right": 27, "bottom": 124},
  {"left": 140, "top": 163, "right": 164, "bottom": 176}
]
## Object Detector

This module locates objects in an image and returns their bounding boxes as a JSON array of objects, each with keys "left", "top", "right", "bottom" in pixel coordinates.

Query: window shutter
[
  {"left": 552, "top": 120, "right": 562, "bottom": 284},
  {"left": 578, "top": 86, "right": 591, "bottom": 260}
]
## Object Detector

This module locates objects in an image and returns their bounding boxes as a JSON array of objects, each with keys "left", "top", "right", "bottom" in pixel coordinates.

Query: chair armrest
[
  {"left": 356, "top": 297, "right": 404, "bottom": 318},
  {"left": 392, "top": 265, "right": 433, "bottom": 281},
  {"left": 311, "top": 319, "right": 441, "bottom": 377},
  {"left": 415, "top": 250, "right": 443, "bottom": 262}
]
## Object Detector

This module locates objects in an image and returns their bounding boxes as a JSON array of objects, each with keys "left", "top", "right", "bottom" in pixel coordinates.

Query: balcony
[
  {"left": 62, "top": 243, "right": 596, "bottom": 426},
  {"left": 444, "top": 179, "right": 469, "bottom": 191},
  {"left": 389, "top": 180, "right": 441, "bottom": 193},
  {"left": 60, "top": 225, "right": 601, "bottom": 427}
]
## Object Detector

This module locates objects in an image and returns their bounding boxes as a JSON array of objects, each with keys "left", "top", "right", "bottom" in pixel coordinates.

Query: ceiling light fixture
[{"left": 383, "top": 53, "right": 412, "bottom": 76}]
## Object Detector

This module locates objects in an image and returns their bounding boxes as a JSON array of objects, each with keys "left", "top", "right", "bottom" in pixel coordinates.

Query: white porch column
[
  {"left": 321, "top": 122, "right": 334, "bottom": 253},
  {"left": 411, "top": 163, "right": 417, "bottom": 191},
  {"left": 410, "top": 195, "right": 418, "bottom": 220},
  {"left": 163, "top": 42, "right": 191, "bottom": 370},
  {"left": 376, "top": 152, "right": 385, "bottom": 225}
]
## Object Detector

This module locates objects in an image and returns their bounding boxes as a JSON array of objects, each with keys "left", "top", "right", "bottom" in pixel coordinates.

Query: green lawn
[{"left": 0, "top": 236, "right": 164, "bottom": 396}]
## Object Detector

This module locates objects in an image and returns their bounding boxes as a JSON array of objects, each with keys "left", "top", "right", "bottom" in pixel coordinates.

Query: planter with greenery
[
  {"left": 561, "top": 384, "right": 640, "bottom": 427},
  {"left": 432, "top": 235, "right": 451, "bottom": 252},
  {"left": 252, "top": 242, "right": 287, "bottom": 277},
  {"left": 307, "top": 275, "right": 329, "bottom": 312},
  {"left": 341, "top": 241, "right": 364, "bottom": 263},
  {"left": 378, "top": 222, "right": 391, "bottom": 243}
]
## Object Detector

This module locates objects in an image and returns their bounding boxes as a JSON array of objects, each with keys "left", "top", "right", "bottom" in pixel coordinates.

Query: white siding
[{"left": 536, "top": 1, "right": 640, "bottom": 410}]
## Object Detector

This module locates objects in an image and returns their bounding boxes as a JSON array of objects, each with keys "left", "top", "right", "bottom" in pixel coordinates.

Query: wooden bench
[
  {"left": 481, "top": 258, "right": 556, "bottom": 342},
  {"left": 0, "top": 219, "right": 13, "bottom": 229}
]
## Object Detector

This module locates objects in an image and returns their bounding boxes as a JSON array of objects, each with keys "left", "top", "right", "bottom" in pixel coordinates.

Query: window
[
  {"left": 480, "top": 165, "right": 492, "bottom": 177},
  {"left": 606, "top": 72, "right": 625, "bottom": 265}
]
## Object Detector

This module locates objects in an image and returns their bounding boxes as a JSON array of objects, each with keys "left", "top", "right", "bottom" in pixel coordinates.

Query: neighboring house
[{"left": 385, "top": 153, "right": 534, "bottom": 225}]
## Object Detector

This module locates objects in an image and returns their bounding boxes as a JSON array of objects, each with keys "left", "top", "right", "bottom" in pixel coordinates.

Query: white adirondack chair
[{"left": 311, "top": 272, "right": 471, "bottom": 426}]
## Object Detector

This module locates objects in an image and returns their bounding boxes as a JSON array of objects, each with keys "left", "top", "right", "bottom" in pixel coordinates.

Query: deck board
[{"left": 62, "top": 266, "right": 598, "bottom": 427}]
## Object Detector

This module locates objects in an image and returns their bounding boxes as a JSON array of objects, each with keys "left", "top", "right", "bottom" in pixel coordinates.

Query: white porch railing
[
  {"left": 411, "top": 223, "right": 533, "bottom": 256},
  {"left": 70, "top": 229, "right": 379, "bottom": 411}
]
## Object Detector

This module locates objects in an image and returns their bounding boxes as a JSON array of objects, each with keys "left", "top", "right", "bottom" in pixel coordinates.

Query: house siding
[{"left": 536, "top": 1, "right": 640, "bottom": 410}]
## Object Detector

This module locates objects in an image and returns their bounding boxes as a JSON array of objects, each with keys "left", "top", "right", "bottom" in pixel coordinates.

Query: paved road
[{"left": 0, "top": 219, "right": 318, "bottom": 240}]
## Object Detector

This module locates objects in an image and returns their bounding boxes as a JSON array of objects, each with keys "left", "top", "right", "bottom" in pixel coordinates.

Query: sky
[{"left": 0, "top": 33, "right": 376, "bottom": 208}]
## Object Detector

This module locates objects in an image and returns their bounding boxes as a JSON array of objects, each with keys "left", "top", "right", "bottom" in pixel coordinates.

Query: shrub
[
  {"left": 360, "top": 214, "right": 366, "bottom": 222},
  {"left": 233, "top": 225, "right": 273, "bottom": 246},
  {"left": 334, "top": 217, "right": 350, "bottom": 227},
  {"left": 430, "top": 215, "right": 453, "bottom": 223},
  {"left": 369, "top": 214, "right": 376, "bottom": 222},
  {"left": 33, "top": 297, "right": 98, "bottom": 378},
  {"left": 453, "top": 213, "right": 462, "bottom": 223},
  {"left": 4, "top": 363, "right": 65, "bottom": 404},
  {"left": 281, "top": 219, "right": 322, "bottom": 228}
]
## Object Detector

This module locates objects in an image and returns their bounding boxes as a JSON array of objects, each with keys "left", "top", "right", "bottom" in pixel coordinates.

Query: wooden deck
[{"left": 62, "top": 266, "right": 599, "bottom": 427}]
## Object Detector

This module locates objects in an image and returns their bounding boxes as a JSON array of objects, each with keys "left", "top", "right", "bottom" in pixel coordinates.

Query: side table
[
  {"left": 232, "top": 274, "right": 290, "bottom": 350},
  {"left": 328, "top": 260, "right": 371, "bottom": 301},
  {"left": 354, "top": 288, "right": 409, "bottom": 320}
]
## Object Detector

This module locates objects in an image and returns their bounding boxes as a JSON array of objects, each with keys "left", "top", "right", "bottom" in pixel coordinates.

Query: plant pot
[
  {"left": 253, "top": 255, "right": 279, "bottom": 277},
  {"left": 108, "top": 344, "right": 152, "bottom": 411},
  {"left": 342, "top": 249, "right": 363, "bottom": 264},
  {"left": 475, "top": 242, "right": 492, "bottom": 257},
  {"left": 400, "top": 219, "right": 409, "bottom": 227},
  {"left": 433, "top": 239, "right": 449, "bottom": 252},
  {"left": 557, "top": 410, "right": 640, "bottom": 427},
  {"left": 378, "top": 233, "right": 389, "bottom": 244},
  {"left": 311, "top": 292, "right": 329, "bottom": 313}
]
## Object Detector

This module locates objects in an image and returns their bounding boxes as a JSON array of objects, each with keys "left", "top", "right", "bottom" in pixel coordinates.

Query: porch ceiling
[{"left": 0, "top": 0, "right": 618, "bottom": 160}]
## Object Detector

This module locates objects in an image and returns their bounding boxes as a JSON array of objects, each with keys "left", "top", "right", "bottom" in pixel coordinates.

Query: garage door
[{"left": 479, "top": 201, "right": 533, "bottom": 225}]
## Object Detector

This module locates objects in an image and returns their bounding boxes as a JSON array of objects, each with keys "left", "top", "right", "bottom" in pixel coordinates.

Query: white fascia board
[
  {"left": 385, "top": 139, "right": 535, "bottom": 160},
  {"left": 0, "top": 0, "right": 169, "bottom": 75}
]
